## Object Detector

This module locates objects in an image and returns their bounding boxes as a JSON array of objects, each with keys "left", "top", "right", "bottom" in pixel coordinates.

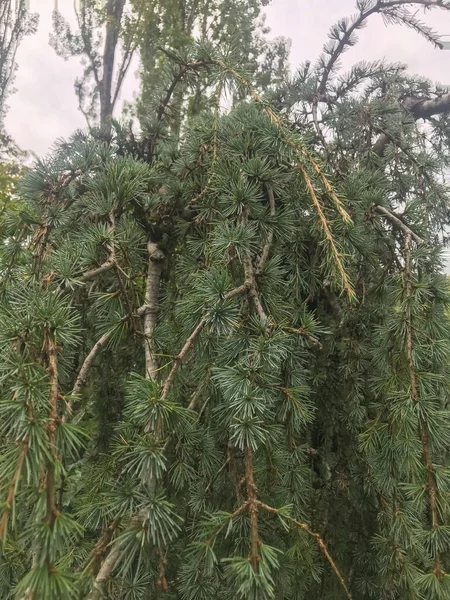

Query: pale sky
[{"left": 6, "top": 0, "right": 450, "bottom": 156}]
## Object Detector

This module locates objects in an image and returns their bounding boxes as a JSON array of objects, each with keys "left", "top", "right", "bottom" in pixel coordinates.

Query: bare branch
[
  {"left": 160, "top": 284, "right": 248, "bottom": 398},
  {"left": 78, "top": 257, "right": 116, "bottom": 282},
  {"left": 256, "top": 186, "right": 276, "bottom": 275},
  {"left": 259, "top": 501, "right": 353, "bottom": 600},
  {"left": 374, "top": 204, "right": 425, "bottom": 245},
  {"left": 72, "top": 331, "right": 112, "bottom": 398},
  {"left": 142, "top": 242, "right": 165, "bottom": 380},
  {"left": 0, "top": 440, "right": 28, "bottom": 538}
]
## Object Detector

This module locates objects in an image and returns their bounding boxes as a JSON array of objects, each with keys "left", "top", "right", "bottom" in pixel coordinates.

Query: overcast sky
[{"left": 6, "top": 0, "right": 450, "bottom": 156}]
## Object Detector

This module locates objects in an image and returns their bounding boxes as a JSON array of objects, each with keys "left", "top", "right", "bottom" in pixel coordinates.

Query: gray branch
[
  {"left": 142, "top": 241, "right": 165, "bottom": 381},
  {"left": 374, "top": 204, "right": 425, "bottom": 245}
]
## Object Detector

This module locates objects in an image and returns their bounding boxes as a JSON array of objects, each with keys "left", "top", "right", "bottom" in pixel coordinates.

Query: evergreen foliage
[{"left": 2, "top": 1, "right": 450, "bottom": 599}]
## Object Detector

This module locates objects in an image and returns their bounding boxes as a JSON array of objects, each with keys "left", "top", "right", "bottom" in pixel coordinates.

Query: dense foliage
[{"left": 2, "top": 1, "right": 450, "bottom": 599}]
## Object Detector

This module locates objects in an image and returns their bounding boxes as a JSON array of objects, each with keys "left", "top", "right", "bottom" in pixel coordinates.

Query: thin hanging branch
[
  {"left": 244, "top": 446, "right": 260, "bottom": 573},
  {"left": 259, "top": 502, "right": 353, "bottom": 600},
  {"left": 160, "top": 284, "right": 248, "bottom": 398},
  {"left": 0, "top": 439, "right": 28, "bottom": 538},
  {"left": 71, "top": 331, "right": 112, "bottom": 398},
  {"left": 403, "top": 234, "right": 444, "bottom": 579},
  {"left": 256, "top": 185, "right": 276, "bottom": 275},
  {"left": 297, "top": 162, "right": 354, "bottom": 297}
]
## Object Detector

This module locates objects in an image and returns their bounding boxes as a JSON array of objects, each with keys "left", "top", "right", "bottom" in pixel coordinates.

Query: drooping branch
[
  {"left": 403, "top": 234, "right": 443, "bottom": 579},
  {"left": 374, "top": 204, "right": 425, "bottom": 245},
  {"left": 0, "top": 439, "right": 28, "bottom": 538},
  {"left": 71, "top": 331, "right": 112, "bottom": 398},
  {"left": 244, "top": 446, "right": 260, "bottom": 573},
  {"left": 161, "top": 284, "right": 248, "bottom": 399},
  {"left": 298, "top": 162, "right": 354, "bottom": 297},
  {"left": 373, "top": 91, "right": 450, "bottom": 156},
  {"left": 256, "top": 185, "right": 276, "bottom": 275},
  {"left": 259, "top": 502, "right": 353, "bottom": 600}
]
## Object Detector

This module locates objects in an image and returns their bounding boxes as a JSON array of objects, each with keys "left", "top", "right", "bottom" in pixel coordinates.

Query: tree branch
[
  {"left": 78, "top": 257, "right": 115, "bottom": 282},
  {"left": 373, "top": 91, "right": 450, "bottom": 156},
  {"left": 256, "top": 185, "right": 276, "bottom": 275},
  {"left": 160, "top": 284, "right": 248, "bottom": 398},
  {"left": 404, "top": 234, "right": 443, "bottom": 578},
  {"left": 259, "top": 502, "right": 353, "bottom": 600},
  {"left": 318, "top": 0, "right": 450, "bottom": 97},
  {"left": 374, "top": 204, "right": 425, "bottom": 245},
  {"left": 44, "top": 328, "right": 60, "bottom": 526},
  {"left": 85, "top": 509, "right": 147, "bottom": 600},
  {"left": 71, "top": 331, "right": 112, "bottom": 398},
  {"left": 0, "top": 439, "right": 28, "bottom": 538},
  {"left": 244, "top": 446, "right": 260, "bottom": 573},
  {"left": 142, "top": 241, "right": 165, "bottom": 380}
]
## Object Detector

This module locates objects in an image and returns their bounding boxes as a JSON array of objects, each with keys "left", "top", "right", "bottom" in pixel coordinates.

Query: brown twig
[
  {"left": 0, "top": 439, "right": 28, "bottom": 538},
  {"left": 284, "top": 326, "right": 323, "bottom": 348},
  {"left": 259, "top": 502, "right": 353, "bottom": 600},
  {"left": 160, "top": 284, "right": 248, "bottom": 398},
  {"left": 256, "top": 185, "right": 276, "bottom": 275},
  {"left": 244, "top": 446, "right": 260, "bottom": 573},
  {"left": 44, "top": 328, "right": 60, "bottom": 526}
]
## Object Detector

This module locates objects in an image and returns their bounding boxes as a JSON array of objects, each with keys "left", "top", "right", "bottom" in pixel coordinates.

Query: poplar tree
[{"left": 2, "top": 2, "right": 450, "bottom": 600}]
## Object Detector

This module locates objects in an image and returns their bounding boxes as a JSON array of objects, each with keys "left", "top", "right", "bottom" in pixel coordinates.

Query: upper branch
[{"left": 318, "top": 0, "right": 450, "bottom": 97}]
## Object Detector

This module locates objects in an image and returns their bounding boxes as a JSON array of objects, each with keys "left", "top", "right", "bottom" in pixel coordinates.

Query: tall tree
[
  {"left": 132, "top": 0, "right": 290, "bottom": 131},
  {"left": 3, "top": 2, "right": 450, "bottom": 600},
  {"left": 51, "top": 0, "right": 146, "bottom": 131},
  {"left": 0, "top": 0, "right": 37, "bottom": 155}
]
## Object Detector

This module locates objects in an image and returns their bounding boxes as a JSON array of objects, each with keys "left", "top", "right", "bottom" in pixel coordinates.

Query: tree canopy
[{"left": 2, "top": 1, "right": 450, "bottom": 599}]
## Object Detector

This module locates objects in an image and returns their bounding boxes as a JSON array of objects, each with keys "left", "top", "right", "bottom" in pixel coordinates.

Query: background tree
[
  {"left": 2, "top": 1, "right": 450, "bottom": 600},
  {"left": 0, "top": 0, "right": 37, "bottom": 223},
  {"left": 0, "top": 0, "right": 38, "bottom": 138},
  {"left": 132, "top": 0, "right": 290, "bottom": 132},
  {"left": 51, "top": 0, "right": 146, "bottom": 131}
]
